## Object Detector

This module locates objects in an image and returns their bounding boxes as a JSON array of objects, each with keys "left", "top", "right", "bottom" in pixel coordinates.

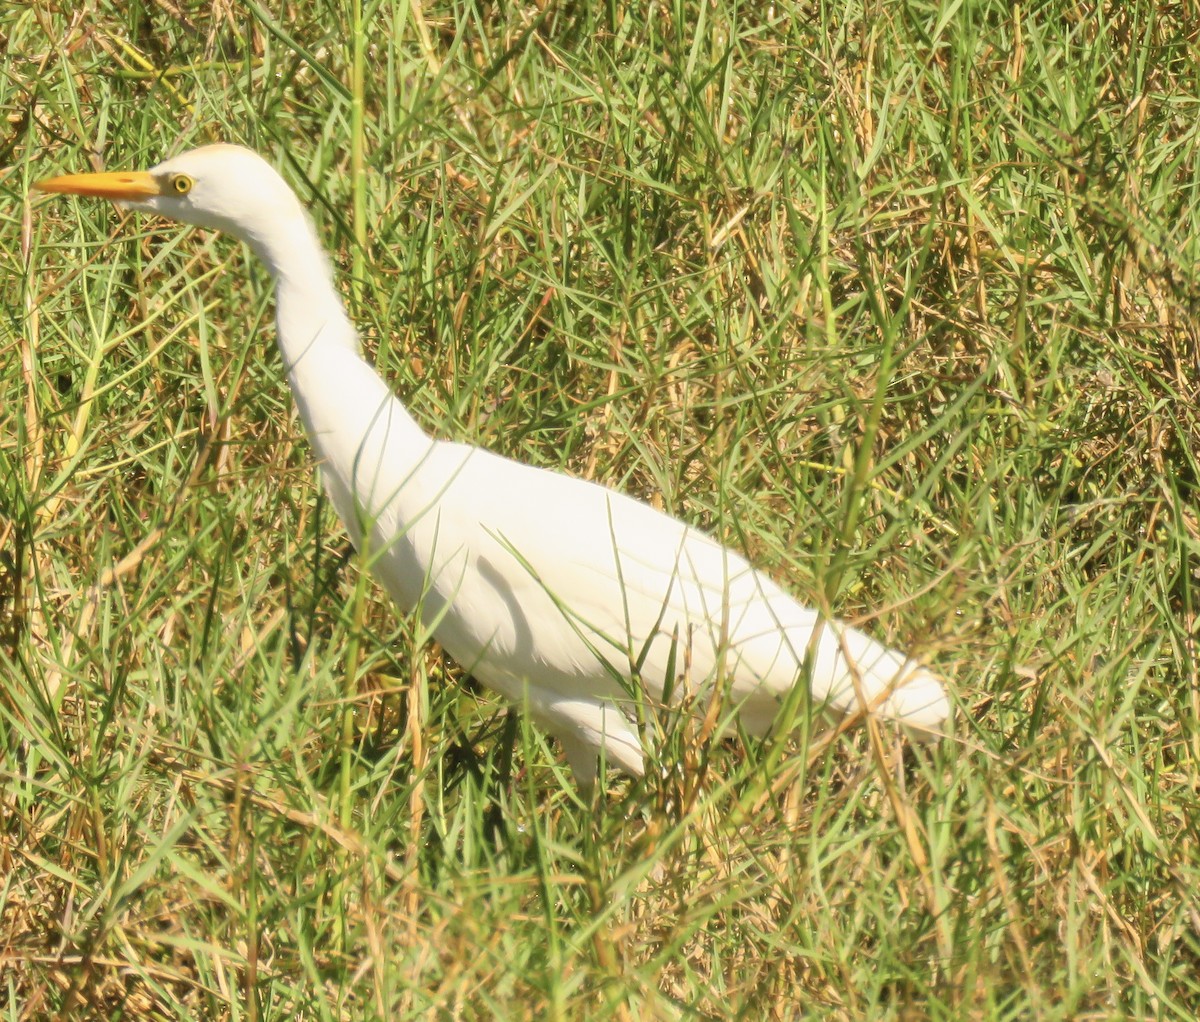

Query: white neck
[
  {"left": 242, "top": 204, "right": 435, "bottom": 556},
  {"left": 250, "top": 213, "right": 362, "bottom": 370}
]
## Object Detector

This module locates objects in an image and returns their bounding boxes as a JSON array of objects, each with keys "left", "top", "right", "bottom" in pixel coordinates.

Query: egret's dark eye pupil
[{"left": 173, "top": 175, "right": 192, "bottom": 194}]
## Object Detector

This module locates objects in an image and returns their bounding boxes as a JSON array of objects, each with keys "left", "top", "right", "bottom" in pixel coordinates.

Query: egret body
[{"left": 37, "top": 145, "right": 950, "bottom": 786}]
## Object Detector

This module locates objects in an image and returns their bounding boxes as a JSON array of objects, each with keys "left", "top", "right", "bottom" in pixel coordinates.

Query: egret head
[{"left": 36, "top": 144, "right": 306, "bottom": 252}]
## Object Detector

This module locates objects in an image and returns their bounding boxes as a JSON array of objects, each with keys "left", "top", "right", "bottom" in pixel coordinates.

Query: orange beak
[{"left": 34, "top": 170, "right": 162, "bottom": 200}]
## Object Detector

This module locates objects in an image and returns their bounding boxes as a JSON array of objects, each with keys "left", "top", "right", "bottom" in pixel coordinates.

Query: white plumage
[{"left": 37, "top": 144, "right": 950, "bottom": 786}]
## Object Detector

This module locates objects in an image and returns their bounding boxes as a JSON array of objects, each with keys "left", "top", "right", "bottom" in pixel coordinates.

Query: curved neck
[
  {"left": 250, "top": 212, "right": 362, "bottom": 369},
  {"left": 245, "top": 205, "right": 435, "bottom": 539}
]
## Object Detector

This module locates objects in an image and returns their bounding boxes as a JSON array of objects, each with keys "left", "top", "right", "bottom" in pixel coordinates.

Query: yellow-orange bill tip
[{"left": 34, "top": 170, "right": 161, "bottom": 200}]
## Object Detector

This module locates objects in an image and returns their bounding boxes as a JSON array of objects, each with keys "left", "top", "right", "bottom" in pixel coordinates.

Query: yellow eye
[{"left": 170, "top": 174, "right": 194, "bottom": 195}]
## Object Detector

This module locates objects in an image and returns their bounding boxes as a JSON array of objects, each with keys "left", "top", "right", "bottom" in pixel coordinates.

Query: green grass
[{"left": 3, "top": 0, "right": 1200, "bottom": 1017}]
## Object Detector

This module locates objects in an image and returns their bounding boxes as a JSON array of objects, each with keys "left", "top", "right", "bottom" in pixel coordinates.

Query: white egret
[{"left": 36, "top": 145, "right": 950, "bottom": 786}]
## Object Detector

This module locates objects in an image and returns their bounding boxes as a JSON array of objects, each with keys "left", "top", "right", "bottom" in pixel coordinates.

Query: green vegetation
[{"left": 3, "top": 1, "right": 1200, "bottom": 1017}]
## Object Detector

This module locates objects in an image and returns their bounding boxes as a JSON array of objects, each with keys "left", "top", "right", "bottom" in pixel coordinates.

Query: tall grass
[{"left": 3, "top": 1, "right": 1200, "bottom": 1018}]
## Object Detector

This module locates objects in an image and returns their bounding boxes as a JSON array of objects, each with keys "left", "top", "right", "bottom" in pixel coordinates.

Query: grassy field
[{"left": 4, "top": 0, "right": 1200, "bottom": 1018}]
